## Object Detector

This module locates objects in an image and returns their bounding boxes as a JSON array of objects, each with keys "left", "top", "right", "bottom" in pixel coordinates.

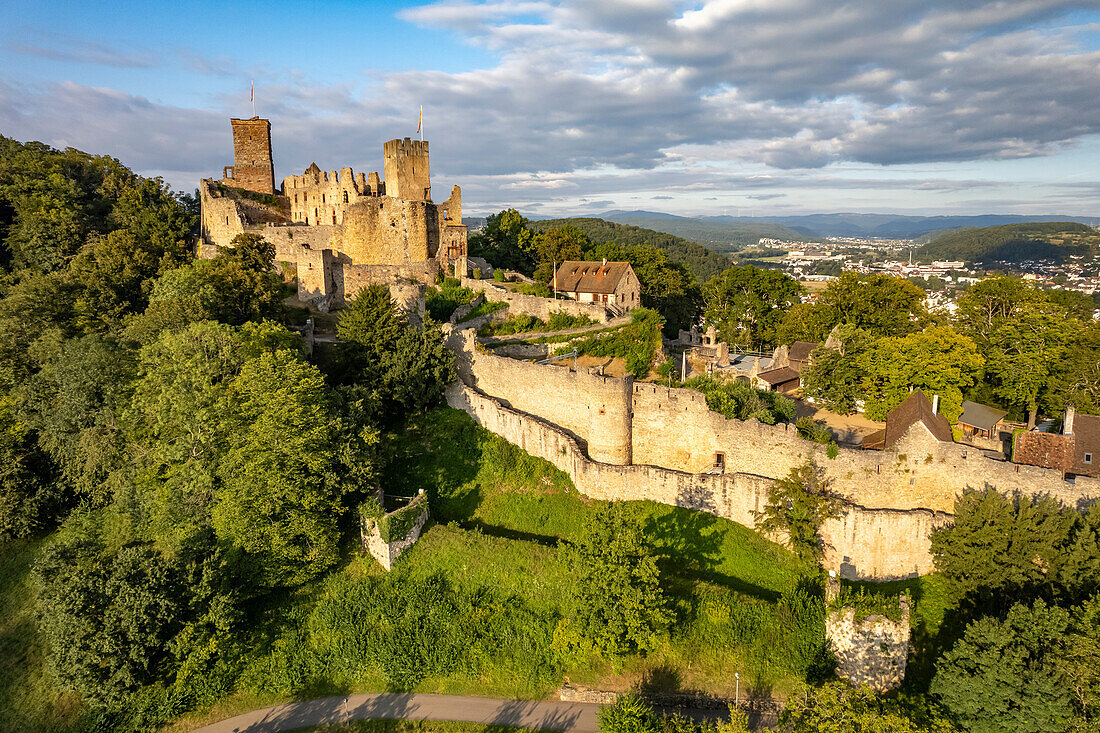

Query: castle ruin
[{"left": 199, "top": 117, "right": 467, "bottom": 311}]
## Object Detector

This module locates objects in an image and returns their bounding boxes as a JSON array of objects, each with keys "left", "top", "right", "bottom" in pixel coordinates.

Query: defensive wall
[
  {"left": 444, "top": 326, "right": 1099, "bottom": 579},
  {"left": 459, "top": 277, "right": 612, "bottom": 324}
]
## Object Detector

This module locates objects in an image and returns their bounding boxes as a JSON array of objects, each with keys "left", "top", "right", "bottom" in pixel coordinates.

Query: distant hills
[
  {"left": 593, "top": 210, "right": 1100, "bottom": 245},
  {"left": 528, "top": 217, "right": 731, "bottom": 284},
  {"left": 594, "top": 210, "right": 811, "bottom": 252},
  {"left": 918, "top": 222, "right": 1100, "bottom": 263}
]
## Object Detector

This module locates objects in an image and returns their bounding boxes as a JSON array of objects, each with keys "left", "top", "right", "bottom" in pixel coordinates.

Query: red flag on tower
[{"left": 417, "top": 105, "right": 422, "bottom": 135}]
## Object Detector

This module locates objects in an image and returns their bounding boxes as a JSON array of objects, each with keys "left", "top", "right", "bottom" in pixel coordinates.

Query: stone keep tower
[
  {"left": 383, "top": 138, "right": 430, "bottom": 202},
  {"left": 225, "top": 117, "right": 275, "bottom": 195}
]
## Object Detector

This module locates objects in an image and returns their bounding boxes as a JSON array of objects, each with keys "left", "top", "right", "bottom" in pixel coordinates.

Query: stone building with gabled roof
[
  {"left": 862, "top": 389, "right": 952, "bottom": 450},
  {"left": 1014, "top": 407, "right": 1100, "bottom": 478},
  {"left": 553, "top": 260, "right": 641, "bottom": 315}
]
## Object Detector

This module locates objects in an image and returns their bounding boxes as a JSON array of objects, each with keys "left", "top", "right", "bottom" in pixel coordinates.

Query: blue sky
[{"left": 3, "top": 0, "right": 1100, "bottom": 217}]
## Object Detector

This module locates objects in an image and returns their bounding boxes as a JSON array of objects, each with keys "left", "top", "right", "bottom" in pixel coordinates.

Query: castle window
[
  {"left": 1086, "top": 453, "right": 1093, "bottom": 465},
  {"left": 322, "top": 194, "right": 326, "bottom": 204},
  {"left": 714, "top": 452, "right": 725, "bottom": 470},
  {"left": 343, "top": 190, "right": 349, "bottom": 203},
  {"left": 332, "top": 212, "right": 337, "bottom": 225}
]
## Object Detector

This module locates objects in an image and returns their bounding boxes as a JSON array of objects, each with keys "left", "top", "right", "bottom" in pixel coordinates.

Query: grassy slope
[
  {"left": 5, "top": 408, "right": 950, "bottom": 731},
  {"left": 528, "top": 218, "right": 731, "bottom": 285},
  {"left": 0, "top": 538, "right": 83, "bottom": 732}
]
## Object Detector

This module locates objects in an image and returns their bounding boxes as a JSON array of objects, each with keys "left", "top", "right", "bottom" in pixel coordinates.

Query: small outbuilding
[
  {"left": 957, "top": 400, "right": 1008, "bottom": 442},
  {"left": 553, "top": 260, "right": 641, "bottom": 314}
]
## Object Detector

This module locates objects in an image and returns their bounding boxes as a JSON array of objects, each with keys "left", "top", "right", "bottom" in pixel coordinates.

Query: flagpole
[
  {"left": 419, "top": 105, "right": 423, "bottom": 142},
  {"left": 251, "top": 81, "right": 255, "bottom": 117}
]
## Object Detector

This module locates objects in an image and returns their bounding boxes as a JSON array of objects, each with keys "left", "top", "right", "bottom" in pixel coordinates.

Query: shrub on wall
[
  {"left": 684, "top": 375, "right": 797, "bottom": 425},
  {"left": 376, "top": 494, "right": 428, "bottom": 544},
  {"left": 558, "top": 307, "right": 663, "bottom": 378}
]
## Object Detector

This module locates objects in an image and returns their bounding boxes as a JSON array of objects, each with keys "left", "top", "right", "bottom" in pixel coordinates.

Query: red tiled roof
[{"left": 553, "top": 261, "right": 633, "bottom": 295}]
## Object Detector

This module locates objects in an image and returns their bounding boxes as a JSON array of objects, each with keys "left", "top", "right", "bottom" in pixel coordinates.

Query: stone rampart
[
  {"left": 460, "top": 278, "right": 611, "bottom": 324},
  {"left": 443, "top": 325, "right": 1099, "bottom": 579},
  {"left": 630, "top": 382, "right": 1099, "bottom": 513},
  {"left": 447, "top": 380, "right": 941, "bottom": 579}
]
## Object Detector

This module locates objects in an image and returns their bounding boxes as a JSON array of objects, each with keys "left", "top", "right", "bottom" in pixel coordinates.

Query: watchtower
[
  {"left": 383, "top": 138, "right": 430, "bottom": 202},
  {"left": 223, "top": 117, "right": 275, "bottom": 195}
]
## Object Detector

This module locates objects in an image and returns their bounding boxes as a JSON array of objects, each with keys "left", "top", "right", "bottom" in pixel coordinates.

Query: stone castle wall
[
  {"left": 199, "top": 179, "right": 246, "bottom": 247},
  {"left": 362, "top": 504, "right": 429, "bottom": 571},
  {"left": 826, "top": 582, "right": 911, "bottom": 692},
  {"left": 444, "top": 325, "right": 1098, "bottom": 579},
  {"left": 460, "top": 278, "right": 612, "bottom": 324},
  {"left": 446, "top": 379, "right": 944, "bottom": 579},
  {"left": 383, "top": 138, "right": 430, "bottom": 201},
  {"left": 630, "top": 382, "right": 1099, "bottom": 513}
]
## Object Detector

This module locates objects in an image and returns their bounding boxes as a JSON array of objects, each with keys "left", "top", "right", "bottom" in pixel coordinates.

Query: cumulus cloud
[{"left": 4, "top": 1, "right": 1100, "bottom": 213}]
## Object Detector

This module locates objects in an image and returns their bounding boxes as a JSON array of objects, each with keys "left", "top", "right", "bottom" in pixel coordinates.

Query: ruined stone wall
[
  {"left": 330, "top": 197, "right": 435, "bottom": 264},
  {"left": 446, "top": 380, "right": 942, "bottom": 579},
  {"left": 284, "top": 166, "right": 378, "bottom": 225},
  {"left": 199, "top": 179, "right": 246, "bottom": 248},
  {"left": 383, "top": 138, "right": 430, "bottom": 201},
  {"left": 362, "top": 504, "right": 429, "bottom": 571},
  {"left": 261, "top": 223, "right": 336, "bottom": 262},
  {"left": 826, "top": 586, "right": 911, "bottom": 692},
  {"left": 449, "top": 329, "right": 632, "bottom": 465},
  {"left": 460, "top": 278, "right": 611, "bottom": 323},
  {"left": 227, "top": 118, "right": 275, "bottom": 195},
  {"left": 630, "top": 383, "right": 1100, "bottom": 513}
]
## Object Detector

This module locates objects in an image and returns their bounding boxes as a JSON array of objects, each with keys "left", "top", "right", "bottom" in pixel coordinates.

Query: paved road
[{"left": 190, "top": 693, "right": 603, "bottom": 733}]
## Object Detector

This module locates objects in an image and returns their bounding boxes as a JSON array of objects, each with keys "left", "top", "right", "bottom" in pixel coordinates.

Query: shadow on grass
[{"left": 457, "top": 520, "right": 561, "bottom": 547}]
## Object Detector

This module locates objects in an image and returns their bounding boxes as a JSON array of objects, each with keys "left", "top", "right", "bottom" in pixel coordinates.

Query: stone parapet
[{"left": 461, "top": 278, "right": 612, "bottom": 324}]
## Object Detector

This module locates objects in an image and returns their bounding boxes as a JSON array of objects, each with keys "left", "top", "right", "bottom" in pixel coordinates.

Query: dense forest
[
  {"left": 919, "top": 221, "right": 1099, "bottom": 263},
  {"left": 594, "top": 212, "right": 814, "bottom": 252}
]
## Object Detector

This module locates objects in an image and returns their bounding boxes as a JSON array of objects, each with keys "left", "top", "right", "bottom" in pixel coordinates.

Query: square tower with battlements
[
  {"left": 223, "top": 117, "right": 275, "bottom": 195},
  {"left": 383, "top": 138, "right": 430, "bottom": 201}
]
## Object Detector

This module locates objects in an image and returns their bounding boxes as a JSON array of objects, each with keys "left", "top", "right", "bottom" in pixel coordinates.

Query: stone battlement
[{"left": 383, "top": 137, "right": 429, "bottom": 158}]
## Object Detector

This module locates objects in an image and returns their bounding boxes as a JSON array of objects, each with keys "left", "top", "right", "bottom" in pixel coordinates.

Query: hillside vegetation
[
  {"left": 529, "top": 217, "right": 730, "bottom": 284},
  {"left": 919, "top": 222, "right": 1099, "bottom": 263},
  {"left": 596, "top": 212, "right": 814, "bottom": 252}
]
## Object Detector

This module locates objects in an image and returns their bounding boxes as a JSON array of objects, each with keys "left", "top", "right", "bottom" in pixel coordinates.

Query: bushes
[
  {"left": 480, "top": 311, "right": 594, "bottom": 337},
  {"left": 254, "top": 571, "right": 560, "bottom": 693},
  {"left": 795, "top": 417, "right": 839, "bottom": 458},
  {"left": 829, "top": 581, "right": 904, "bottom": 622},
  {"left": 426, "top": 278, "right": 476, "bottom": 321},
  {"left": 559, "top": 308, "right": 663, "bottom": 378},
  {"left": 375, "top": 495, "right": 428, "bottom": 543},
  {"left": 685, "top": 375, "right": 796, "bottom": 425}
]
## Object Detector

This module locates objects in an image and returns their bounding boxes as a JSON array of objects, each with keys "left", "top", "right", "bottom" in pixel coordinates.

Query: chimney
[
  {"left": 1065, "top": 406, "right": 1076, "bottom": 435},
  {"left": 932, "top": 394, "right": 939, "bottom": 414},
  {"left": 602, "top": 258, "right": 607, "bottom": 269}
]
